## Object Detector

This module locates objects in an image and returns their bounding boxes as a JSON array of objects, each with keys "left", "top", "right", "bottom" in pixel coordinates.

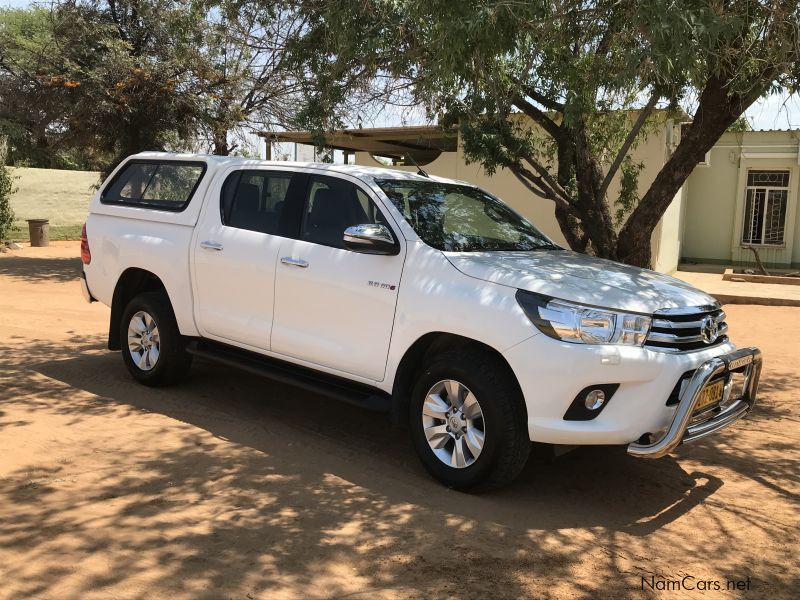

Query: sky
[{"left": 1, "top": 0, "right": 798, "bottom": 130}]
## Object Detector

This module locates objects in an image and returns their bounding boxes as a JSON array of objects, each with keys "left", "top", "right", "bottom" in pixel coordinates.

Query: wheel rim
[
  {"left": 127, "top": 310, "right": 161, "bottom": 372},
  {"left": 422, "top": 379, "right": 485, "bottom": 469}
]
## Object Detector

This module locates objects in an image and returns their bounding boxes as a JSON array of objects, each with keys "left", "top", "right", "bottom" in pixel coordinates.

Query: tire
[
  {"left": 120, "top": 291, "right": 192, "bottom": 387},
  {"left": 409, "top": 348, "right": 530, "bottom": 491}
]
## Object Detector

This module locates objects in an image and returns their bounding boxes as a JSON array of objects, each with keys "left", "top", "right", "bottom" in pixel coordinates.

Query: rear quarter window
[{"left": 101, "top": 160, "right": 206, "bottom": 211}]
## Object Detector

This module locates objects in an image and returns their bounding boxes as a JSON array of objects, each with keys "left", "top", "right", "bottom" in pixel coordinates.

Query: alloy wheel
[
  {"left": 127, "top": 310, "right": 161, "bottom": 371},
  {"left": 421, "top": 379, "right": 485, "bottom": 468}
]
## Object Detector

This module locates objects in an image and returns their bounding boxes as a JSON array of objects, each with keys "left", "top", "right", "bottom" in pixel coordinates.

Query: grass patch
[
  {"left": 8, "top": 167, "right": 100, "bottom": 240},
  {"left": 7, "top": 224, "right": 83, "bottom": 241}
]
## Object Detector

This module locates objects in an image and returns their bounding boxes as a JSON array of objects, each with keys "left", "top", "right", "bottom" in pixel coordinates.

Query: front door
[
  {"left": 193, "top": 168, "right": 296, "bottom": 349},
  {"left": 271, "top": 174, "right": 405, "bottom": 381}
]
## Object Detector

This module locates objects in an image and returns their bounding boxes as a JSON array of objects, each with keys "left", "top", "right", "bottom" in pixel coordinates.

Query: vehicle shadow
[
  {"left": 1, "top": 338, "right": 795, "bottom": 598},
  {"left": 26, "top": 347, "right": 719, "bottom": 532},
  {"left": 0, "top": 256, "right": 82, "bottom": 283}
]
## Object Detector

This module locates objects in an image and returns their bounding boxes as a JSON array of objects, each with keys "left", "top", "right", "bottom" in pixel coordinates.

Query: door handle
[
  {"left": 280, "top": 256, "right": 309, "bottom": 268},
  {"left": 200, "top": 240, "right": 224, "bottom": 251}
]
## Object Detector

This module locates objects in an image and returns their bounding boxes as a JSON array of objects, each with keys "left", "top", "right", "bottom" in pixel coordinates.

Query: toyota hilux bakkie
[{"left": 80, "top": 153, "right": 762, "bottom": 490}]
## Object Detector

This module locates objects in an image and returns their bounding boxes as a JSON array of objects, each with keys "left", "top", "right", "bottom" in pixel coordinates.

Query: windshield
[{"left": 376, "top": 179, "right": 559, "bottom": 252}]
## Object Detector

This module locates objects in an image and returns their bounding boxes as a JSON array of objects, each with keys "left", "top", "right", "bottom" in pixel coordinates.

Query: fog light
[
  {"left": 565, "top": 384, "right": 618, "bottom": 421},
  {"left": 584, "top": 389, "right": 606, "bottom": 410}
]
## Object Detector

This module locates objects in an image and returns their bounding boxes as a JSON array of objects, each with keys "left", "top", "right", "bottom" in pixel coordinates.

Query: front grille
[{"left": 645, "top": 305, "right": 728, "bottom": 352}]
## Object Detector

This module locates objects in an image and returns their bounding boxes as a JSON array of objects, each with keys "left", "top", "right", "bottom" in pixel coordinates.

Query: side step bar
[{"left": 185, "top": 339, "right": 392, "bottom": 413}]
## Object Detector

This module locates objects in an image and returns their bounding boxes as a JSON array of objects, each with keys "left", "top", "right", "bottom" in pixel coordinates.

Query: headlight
[{"left": 516, "top": 290, "right": 651, "bottom": 346}]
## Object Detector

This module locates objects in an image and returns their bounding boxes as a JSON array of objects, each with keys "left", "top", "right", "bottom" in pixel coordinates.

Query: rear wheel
[
  {"left": 120, "top": 292, "right": 192, "bottom": 387},
  {"left": 409, "top": 349, "right": 530, "bottom": 491}
]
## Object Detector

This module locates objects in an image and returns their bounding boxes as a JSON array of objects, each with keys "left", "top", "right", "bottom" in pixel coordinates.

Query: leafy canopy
[{"left": 287, "top": 0, "right": 800, "bottom": 266}]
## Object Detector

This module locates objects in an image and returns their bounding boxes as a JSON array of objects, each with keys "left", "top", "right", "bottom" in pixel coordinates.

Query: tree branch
[
  {"left": 511, "top": 94, "right": 561, "bottom": 139},
  {"left": 509, "top": 162, "right": 578, "bottom": 217},
  {"left": 598, "top": 91, "right": 659, "bottom": 200},
  {"left": 522, "top": 156, "right": 574, "bottom": 205},
  {"left": 510, "top": 76, "right": 564, "bottom": 112},
  {"left": 510, "top": 165, "right": 554, "bottom": 200}
]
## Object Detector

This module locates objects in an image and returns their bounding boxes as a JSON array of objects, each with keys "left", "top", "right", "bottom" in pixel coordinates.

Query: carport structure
[{"left": 264, "top": 125, "right": 458, "bottom": 165}]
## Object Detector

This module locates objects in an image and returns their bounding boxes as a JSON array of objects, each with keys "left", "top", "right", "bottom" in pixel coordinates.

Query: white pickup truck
[{"left": 81, "top": 152, "right": 762, "bottom": 490}]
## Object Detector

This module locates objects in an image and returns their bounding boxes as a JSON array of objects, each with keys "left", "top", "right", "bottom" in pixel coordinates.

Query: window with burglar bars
[{"left": 741, "top": 170, "right": 790, "bottom": 246}]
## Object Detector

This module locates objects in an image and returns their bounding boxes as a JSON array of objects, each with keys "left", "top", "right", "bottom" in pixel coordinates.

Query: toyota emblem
[{"left": 700, "top": 315, "right": 719, "bottom": 344}]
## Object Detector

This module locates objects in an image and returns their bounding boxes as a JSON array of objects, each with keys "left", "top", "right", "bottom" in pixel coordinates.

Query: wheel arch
[
  {"left": 108, "top": 268, "right": 172, "bottom": 350},
  {"left": 390, "top": 332, "right": 526, "bottom": 428}
]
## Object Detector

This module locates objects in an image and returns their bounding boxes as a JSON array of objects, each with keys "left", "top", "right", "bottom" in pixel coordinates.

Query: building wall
[
  {"left": 354, "top": 114, "right": 685, "bottom": 273},
  {"left": 683, "top": 130, "right": 800, "bottom": 268},
  {"left": 651, "top": 184, "right": 686, "bottom": 273}
]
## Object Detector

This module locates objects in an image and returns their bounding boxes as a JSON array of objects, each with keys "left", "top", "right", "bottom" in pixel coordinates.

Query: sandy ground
[{"left": 1, "top": 242, "right": 798, "bottom": 599}]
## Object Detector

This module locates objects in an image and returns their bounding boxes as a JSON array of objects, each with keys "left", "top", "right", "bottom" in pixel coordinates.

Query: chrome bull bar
[{"left": 628, "top": 346, "right": 762, "bottom": 458}]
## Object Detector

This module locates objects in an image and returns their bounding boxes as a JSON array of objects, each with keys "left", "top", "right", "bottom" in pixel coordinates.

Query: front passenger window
[
  {"left": 221, "top": 171, "right": 291, "bottom": 235},
  {"left": 301, "top": 176, "right": 389, "bottom": 249}
]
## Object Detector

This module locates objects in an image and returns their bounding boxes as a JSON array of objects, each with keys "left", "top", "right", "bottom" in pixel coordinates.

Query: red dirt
[{"left": 1, "top": 242, "right": 798, "bottom": 598}]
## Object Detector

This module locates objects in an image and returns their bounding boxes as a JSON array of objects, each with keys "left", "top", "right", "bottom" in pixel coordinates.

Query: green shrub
[{"left": 0, "top": 164, "right": 16, "bottom": 241}]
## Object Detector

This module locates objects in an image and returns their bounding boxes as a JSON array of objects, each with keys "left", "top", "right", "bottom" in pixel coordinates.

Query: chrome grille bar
[
  {"left": 647, "top": 323, "right": 728, "bottom": 344},
  {"left": 645, "top": 305, "right": 728, "bottom": 352},
  {"left": 651, "top": 311, "right": 726, "bottom": 330}
]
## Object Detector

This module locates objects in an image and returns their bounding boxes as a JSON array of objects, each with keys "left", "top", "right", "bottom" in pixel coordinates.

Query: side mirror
[{"left": 343, "top": 224, "right": 399, "bottom": 255}]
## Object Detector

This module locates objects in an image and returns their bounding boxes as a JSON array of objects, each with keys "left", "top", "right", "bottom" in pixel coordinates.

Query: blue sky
[{"left": 2, "top": 0, "right": 798, "bottom": 129}]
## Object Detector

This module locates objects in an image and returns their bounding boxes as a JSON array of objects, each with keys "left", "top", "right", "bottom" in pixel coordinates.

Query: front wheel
[
  {"left": 120, "top": 291, "right": 192, "bottom": 387},
  {"left": 409, "top": 349, "right": 530, "bottom": 491}
]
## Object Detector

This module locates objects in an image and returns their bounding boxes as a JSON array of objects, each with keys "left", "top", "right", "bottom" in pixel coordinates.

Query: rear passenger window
[
  {"left": 221, "top": 170, "right": 292, "bottom": 235},
  {"left": 102, "top": 161, "right": 205, "bottom": 211}
]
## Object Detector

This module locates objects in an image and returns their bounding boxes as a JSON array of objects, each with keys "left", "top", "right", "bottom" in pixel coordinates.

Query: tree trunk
[
  {"left": 508, "top": 77, "right": 766, "bottom": 269},
  {"left": 553, "top": 203, "right": 588, "bottom": 252},
  {"left": 549, "top": 118, "right": 619, "bottom": 258},
  {"left": 213, "top": 128, "right": 230, "bottom": 156},
  {"left": 616, "top": 76, "right": 766, "bottom": 268}
]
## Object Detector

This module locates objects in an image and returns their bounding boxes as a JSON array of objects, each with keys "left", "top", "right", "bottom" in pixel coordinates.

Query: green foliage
[
  {"left": 0, "top": 2, "right": 204, "bottom": 171},
  {"left": 287, "top": 0, "right": 800, "bottom": 264},
  {"left": 615, "top": 158, "right": 644, "bottom": 227},
  {"left": 728, "top": 117, "right": 753, "bottom": 132},
  {"left": 0, "top": 1, "right": 304, "bottom": 169},
  {"left": 0, "top": 164, "right": 15, "bottom": 241}
]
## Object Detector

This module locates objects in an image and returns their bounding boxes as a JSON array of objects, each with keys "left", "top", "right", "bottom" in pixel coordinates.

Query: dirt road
[{"left": 1, "top": 242, "right": 797, "bottom": 599}]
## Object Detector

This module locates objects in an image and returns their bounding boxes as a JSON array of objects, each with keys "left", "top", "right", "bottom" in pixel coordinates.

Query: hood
[{"left": 444, "top": 249, "right": 717, "bottom": 314}]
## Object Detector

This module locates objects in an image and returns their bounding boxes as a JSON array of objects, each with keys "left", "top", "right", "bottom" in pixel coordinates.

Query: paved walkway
[{"left": 674, "top": 269, "right": 800, "bottom": 306}]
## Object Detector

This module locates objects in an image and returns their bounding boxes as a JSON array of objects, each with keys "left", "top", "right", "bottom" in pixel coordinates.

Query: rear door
[
  {"left": 192, "top": 168, "right": 299, "bottom": 350},
  {"left": 270, "top": 174, "right": 405, "bottom": 381}
]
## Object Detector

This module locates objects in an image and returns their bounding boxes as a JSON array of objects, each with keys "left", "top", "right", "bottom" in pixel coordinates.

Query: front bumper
[{"left": 627, "top": 346, "right": 762, "bottom": 458}]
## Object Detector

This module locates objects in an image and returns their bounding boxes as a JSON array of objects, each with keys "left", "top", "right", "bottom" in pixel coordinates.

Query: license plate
[{"left": 696, "top": 379, "right": 724, "bottom": 411}]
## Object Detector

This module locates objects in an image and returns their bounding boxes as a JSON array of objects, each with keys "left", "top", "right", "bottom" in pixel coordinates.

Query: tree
[
  {"left": 51, "top": 0, "right": 205, "bottom": 170},
  {"left": 0, "top": 1, "right": 308, "bottom": 168},
  {"left": 286, "top": 0, "right": 800, "bottom": 268},
  {"left": 191, "top": 2, "right": 305, "bottom": 155},
  {"left": 0, "top": 6, "right": 83, "bottom": 168},
  {"left": 0, "top": 139, "right": 14, "bottom": 240},
  {"left": 0, "top": 1, "right": 208, "bottom": 171}
]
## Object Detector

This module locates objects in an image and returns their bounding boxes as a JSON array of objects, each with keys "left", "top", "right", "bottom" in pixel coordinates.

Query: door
[
  {"left": 193, "top": 168, "right": 296, "bottom": 349},
  {"left": 271, "top": 174, "right": 405, "bottom": 380}
]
